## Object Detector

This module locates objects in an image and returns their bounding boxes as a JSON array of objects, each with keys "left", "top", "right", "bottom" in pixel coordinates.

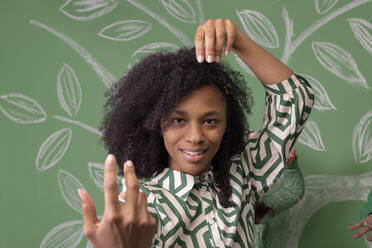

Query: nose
[{"left": 184, "top": 123, "right": 204, "bottom": 144}]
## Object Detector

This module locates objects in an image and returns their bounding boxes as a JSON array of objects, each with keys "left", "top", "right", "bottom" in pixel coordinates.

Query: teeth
[{"left": 183, "top": 150, "right": 203, "bottom": 156}]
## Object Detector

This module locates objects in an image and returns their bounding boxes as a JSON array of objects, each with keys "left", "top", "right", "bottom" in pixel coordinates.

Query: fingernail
[
  {"left": 125, "top": 160, "right": 133, "bottom": 168},
  {"left": 215, "top": 56, "right": 221, "bottom": 63},
  {"left": 207, "top": 55, "right": 214, "bottom": 63},
  {"left": 77, "top": 189, "right": 83, "bottom": 200},
  {"left": 224, "top": 50, "right": 229, "bottom": 56},
  {"left": 197, "top": 54, "right": 203, "bottom": 63}
]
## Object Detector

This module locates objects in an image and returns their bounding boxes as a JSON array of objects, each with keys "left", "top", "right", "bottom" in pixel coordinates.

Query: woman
[{"left": 78, "top": 18, "right": 314, "bottom": 247}]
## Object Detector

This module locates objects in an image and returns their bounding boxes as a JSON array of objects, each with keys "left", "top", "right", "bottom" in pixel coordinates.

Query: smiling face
[{"left": 162, "top": 85, "right": 227, "bottom": 176}]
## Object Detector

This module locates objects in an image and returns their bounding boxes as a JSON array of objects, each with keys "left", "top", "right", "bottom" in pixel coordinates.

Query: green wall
[{"left": 1, "top": 0, "right": 372, "bottom": 247}]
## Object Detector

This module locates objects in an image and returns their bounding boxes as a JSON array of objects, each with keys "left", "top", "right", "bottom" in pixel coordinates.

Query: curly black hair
[{"left": 100, "top": 47, "right": 253, "bottom": 207}]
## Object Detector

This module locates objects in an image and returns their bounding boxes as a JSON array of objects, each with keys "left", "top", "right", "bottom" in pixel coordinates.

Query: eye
[
  {"left": 172, "top": 118, "right": 184, "bottom": 125},
  {"left": 204, "top": 119, "right": 218, "bottom": 126}
]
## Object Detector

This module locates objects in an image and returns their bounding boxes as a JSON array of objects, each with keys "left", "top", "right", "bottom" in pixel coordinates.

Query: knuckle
[
  {"left": 216, "top": 31, "right": 225, "bottom": 40},
  {"left": 125, "top": 214, "right": 138, "bottom": 226},
  {"left": 107, "top": 212, "right": 121, "bottom": 223},
  {"left": 104, "top": 180, "right": 117, "bottom": 191},
  {"left": 126, "top": 180, "right": 140, "bottom": 190},
  {"left": 83, "top": 228, "right": 95, "bottom": 238}
]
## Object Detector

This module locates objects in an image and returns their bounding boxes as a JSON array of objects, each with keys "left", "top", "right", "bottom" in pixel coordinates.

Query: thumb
[{"left": 79, "top": 189, "right": 98, "bottom": 235}]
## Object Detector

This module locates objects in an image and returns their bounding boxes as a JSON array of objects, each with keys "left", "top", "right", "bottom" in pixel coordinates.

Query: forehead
[{"left": 174, "top": 85, "right": 226, "bottom": 114}]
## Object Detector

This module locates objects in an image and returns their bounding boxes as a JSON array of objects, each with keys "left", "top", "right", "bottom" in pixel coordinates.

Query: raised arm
[{"left": 194, "top": 18, "right": 293, "bottom": 85}]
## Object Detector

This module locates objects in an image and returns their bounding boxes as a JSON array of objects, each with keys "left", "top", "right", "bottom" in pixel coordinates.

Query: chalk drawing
[
  {"left": 58, "top": 169, "right": 85, "bottom": 213},
  {"left": 348, "top": 18, "right": 372, "bottom": 56},
  {"left": 299, "top": 74, "right": 336, "bottom": 111},
  {"left": 88, "top": 162, "right": 104, "bottom": 191},
  {"left": 40, "top": 220, "right": 83, "bottom": 248},
  {"left": 98, "top": 20, "right": 152, "bottom": 41},
  {"left": 264, "top": 170, "right": 372, "bottom": 247},
  {"left": 53, "top": 115, "right": 102, "bottom": 136},
  {"left": 297, "top": 121, "right": 326, "bottom": 151},
  {"left": 0, "top": 93, "right": 46, "bottom": 124},
  {"left": 30, "top": 20, "right": 117, "bottom": 88},
  {"left": 132, "top": 42, "right": 179, "bottom": 57},
  {"left": 281, "top": 0, "right": 372, "bottom": 64},
  {"left": 60, "top": 0, "right": 118, "bottom": 21},
  {"left": 353, "top": 110, "right": 372, "bottom": 164},
  {"left": 57, "top": 63, "right": 82, "bottom": 117},
  {"left": 314, "top": 0, "right": 338, "bottom": 14},
  {"left": 127, "top": 0, "right": 193, "bottom": 46},
  {"left": 312, "top": 41, "right": 369, "bottom": 90},
  {"left": 36, "top": 128, "right": 72, "bottom": 172},
  {"left": 127, "top": 42, "right": 180, "bottom": 70},
  {"left": 235, "top": 9, "right": 280, "bottom": 48},
  {"left": 160, "top": 0, "right": 196, "bottom": 24},
  {"left": 195, "top": 0, "right": 205, "bottom": 24}
]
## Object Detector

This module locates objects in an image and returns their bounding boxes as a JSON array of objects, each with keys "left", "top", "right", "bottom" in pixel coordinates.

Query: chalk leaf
[
  {"left": 312, "top": 41, "right": 369, "bottom": 90},
  {"left": 160, "top": 0, "right": 196, "bottom": 24},
  {"left": 60, "top": 0, "right": 117, "bottom": 21},
  {"left": 36, "top": 128, "right": 72, "bottom": 172},
  {"left": 0, "top": 93, "right": 46, "bottom": 124},
  {"left": 236, "top": 9, "right": 279, "bottom": 48},
  {"left": 57, "top": 63, "right": 82, "bottom": 117},
  {"left": 40, "top": 220, "right": 83, "bottom": 248},
  {"left": 314, "top": 0, "right": 338, "bottom": 14},
  {"left": 98, "top": 20, "right": 151, "bottom": 41},
  {"left": 353, "top": 110, "right": 372, "bottom": 163},
  {"left": 298, "top": 121, "right": 326, "bottom": 151},
  {"left": 132, "top": 42, "right": 179, "bottom": 57},
  {"left": 348, "top": 18, "right": 372, "bottom": 56},
  {"left": 58, "top": 170, "right": 85, "bottom": 213},
  {"left": 88, "top": 162, "right": 104, "bottom": 191},
  {"left": 300, "top": 74, "right": 336, "bottom": 111}
]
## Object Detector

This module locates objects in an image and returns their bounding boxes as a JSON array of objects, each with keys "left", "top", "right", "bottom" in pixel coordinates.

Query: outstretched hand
[
  {"left": 79, "top": 155, "right": 156, "bottom": 248},
  {"left": 348, "top": 214, "right": 372, "bottom": 241}
]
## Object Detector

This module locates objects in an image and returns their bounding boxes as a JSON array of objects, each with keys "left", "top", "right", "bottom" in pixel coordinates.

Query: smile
[
  {"left": 180, "top": 149, "right": 208, "bottom": 162},
  {"left": 181, "top": 149, "right": 205, "bottom": 156}
]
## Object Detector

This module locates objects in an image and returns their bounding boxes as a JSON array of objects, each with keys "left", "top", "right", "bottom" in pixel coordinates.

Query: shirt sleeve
[
  {"left": 240, "top": 74, "right": 314, "bottom": 200},
  {"left": 260, "top": 160, "right": 304, "bottom": 220},
  {"left": 360, "top": 189, "right": 372, "bottom": 220}
]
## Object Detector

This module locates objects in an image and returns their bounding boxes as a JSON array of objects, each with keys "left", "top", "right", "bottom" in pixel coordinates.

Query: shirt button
[
  {"left": 208, "top": 218, "right": 215, "bottom": 225},
  {"left": 201, "top": 185, "right": 207, "bottom": 191}
]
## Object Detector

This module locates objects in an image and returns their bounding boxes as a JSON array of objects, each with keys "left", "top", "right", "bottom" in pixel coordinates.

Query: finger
[
  {"left": 194, "top": 25, "right": 205, "bottom": 63},
  {"left": 104, "top": 154, "right": 119, "bottom": 211},
  {"left": 137, "top": 192, "right": 149, "bottom": 217},
  {"left": 348, "top": 219, "right": 364, "bottom": 230},
  {"left": 214, "top": 19, "right": 226, "bottom": 63},
  {"left": 124, "top": 160, "right": 140, "bottom": 211},
  {"left": 204, "top": 19, "right": 216, "bottom": 63},
  {"left": 224, "top": 19, "right": 235, "bottom": 56},
  {"left": 353, "top": 226, "right": 370, "bottom": 239},
  {"left": 80, "top": 189, "right": 98, "bottom": 238}
]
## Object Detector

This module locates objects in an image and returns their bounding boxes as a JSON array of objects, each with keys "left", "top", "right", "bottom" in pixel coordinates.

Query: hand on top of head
[
  {"left": 194, "top": 18, "right": 242, "bottom": 63},
  {"left": 79, "top": 155, "right": 156, "bottom": 248}
]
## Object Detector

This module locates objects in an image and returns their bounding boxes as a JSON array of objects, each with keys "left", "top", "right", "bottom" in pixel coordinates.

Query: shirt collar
[{"left": 149, "top": 168, "right": 214, "bottom": 201}]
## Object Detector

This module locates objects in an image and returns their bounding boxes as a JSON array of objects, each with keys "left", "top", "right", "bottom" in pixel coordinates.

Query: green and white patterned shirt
[{"left": 121, "top": 74, "right": 314, "bottom": 247}]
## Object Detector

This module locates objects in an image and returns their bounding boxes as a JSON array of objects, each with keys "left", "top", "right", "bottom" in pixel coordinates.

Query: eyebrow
[{"left": 173, "top": 110, "right": 223, "bottom": 117}]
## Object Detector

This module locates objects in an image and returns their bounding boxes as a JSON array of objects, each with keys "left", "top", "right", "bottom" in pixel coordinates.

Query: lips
[{"left": 180, "top": 148, "right": 208, "bottom": 162}]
